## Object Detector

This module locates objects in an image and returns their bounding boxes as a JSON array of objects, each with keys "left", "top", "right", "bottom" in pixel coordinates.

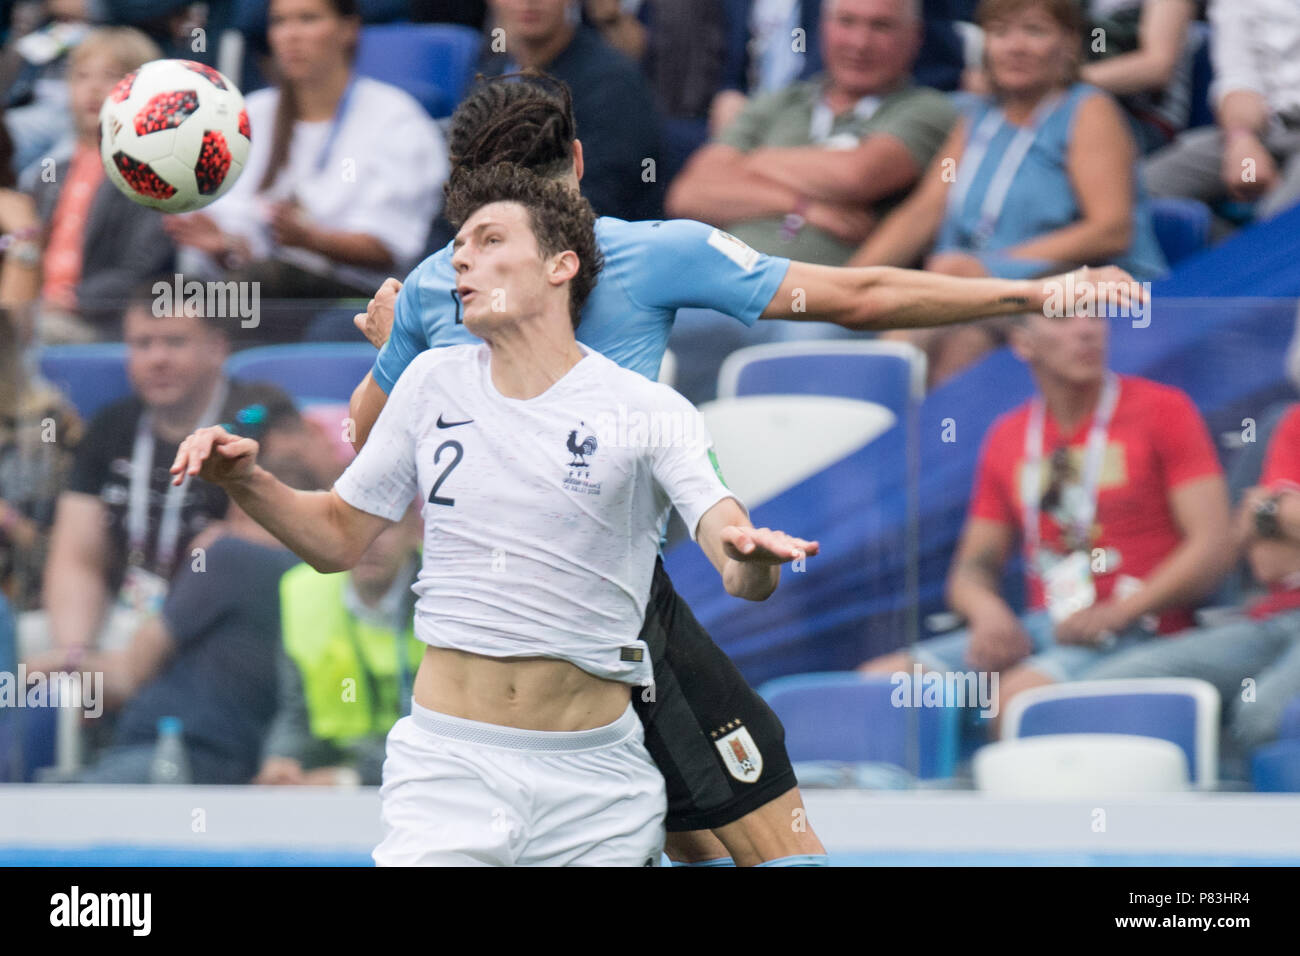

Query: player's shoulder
[
  {"left": 396, "top": 342, "right": 479, "bottom": 388},
  {"left": 585, "top": 348, "right": 689, "bottom": 408}
]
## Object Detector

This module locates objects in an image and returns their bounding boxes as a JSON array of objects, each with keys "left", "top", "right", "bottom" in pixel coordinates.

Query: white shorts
[{"left": 373, "top": 701, "right": 666, "bottom": 866}]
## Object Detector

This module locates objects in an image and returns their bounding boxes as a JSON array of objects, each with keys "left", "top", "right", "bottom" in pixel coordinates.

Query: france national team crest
[
  {"left": 713, "top": 720, "right": 763, "bottom": 783},
  {"left": 562, "top": 422, "right": 602, "bottom": 496}
]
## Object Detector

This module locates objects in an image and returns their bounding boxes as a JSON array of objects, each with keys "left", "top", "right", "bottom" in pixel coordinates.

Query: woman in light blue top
[{"left": 850, "top": 0, "right": 1166, "bottom": 386}]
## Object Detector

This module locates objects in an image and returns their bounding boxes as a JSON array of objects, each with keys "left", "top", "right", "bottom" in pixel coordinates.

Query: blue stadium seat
[
  {"left": 354, "top": 23, "right": 482, "bottom": 118},
  {"left": 1279, "top": 696, "right": 1300, "bottom": 741},
  {"left": 1253, "top": 740, "right": 1300, "bottom": 792},
  {"left": 36, "top": 344, "right": 131, "bottom": 422},
  {"left": 224, "top": 343, "right": 377, "bottom": 405},
  {"left": 1002, "top": 678, "right": 1221, "bottom": 788},
  {"left": 1150, "top": 197, "right": 1212, "bottom": 266},
  {"left": 716, "top": 340, "right": 926, "bottom": 419},
  {"left": 758, "top": 672, "right": 960, "bottom": 780}
]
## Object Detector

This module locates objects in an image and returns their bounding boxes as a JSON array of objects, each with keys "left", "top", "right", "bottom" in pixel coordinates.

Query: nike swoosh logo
[{"left": 436, "top": 414, "right": 474, "bottom": 429}]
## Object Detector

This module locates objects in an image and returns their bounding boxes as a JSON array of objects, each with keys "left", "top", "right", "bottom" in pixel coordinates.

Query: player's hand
[
  {"left": 254, "top": 757, "right": 305, "bottom": 786},
  {"left": 965, "top": 602, "right": 1033, "bottom": 673},
  {"left": 354, "top": 277, "right": 402, "bottom": 349},
  {"left": 1054, "top": 599, "right": 1134, "bottom": 646},
  {"left": 1039, "top": 265, "right": 1145, "bottom": 315},
  {"left": 169, "top": 425, "right": 260, "bottom": 487},
  {"left": 721, "top": 525, "right": 819, "bottom": 565}
]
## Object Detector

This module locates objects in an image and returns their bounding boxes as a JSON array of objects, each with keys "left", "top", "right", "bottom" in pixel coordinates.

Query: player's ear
[
  {"left": 548, "top": 249, "right": 580, "bottom": 287},
  {"left": 571, "top": 140, "right": 585, "bottom": 183}
]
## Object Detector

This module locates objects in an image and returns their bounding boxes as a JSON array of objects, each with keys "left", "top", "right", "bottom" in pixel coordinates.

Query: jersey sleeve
[
  {"left": 619, "top": 218, "right": 790, "bottom": 326},
  {"left": 1150, "top": 386, "right": 1223, "bottom": 489},
  {"left": 334, "top": 360, "right": 422, "bottom": 520},
  {"left": 648, "top": 388, "right": 742, "bottom": 540},
  {"left": 968, "top": 418, "right": 1018, "bottom": 527},
  {"left": 372, "top": 268, "right": 431, "bottom": 394},
  {"left": 1261, "top": 404, "right": 1300, "bottom": 490}
]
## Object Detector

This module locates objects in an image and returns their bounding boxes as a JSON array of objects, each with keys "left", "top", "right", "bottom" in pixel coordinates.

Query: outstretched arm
[
  {"left": 170, "top": 426, "right": 392, "bottom": 573},
  {"left": 694, "top": 497, "right": 819, "bottom": 601},
  {"left": 759, "top": 261, "right": 1143, "bottom": 330}
]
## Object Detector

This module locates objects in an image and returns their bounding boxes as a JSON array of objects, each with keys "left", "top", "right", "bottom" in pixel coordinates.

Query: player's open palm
[
  {"left": 721, "top": 525, "right": 819, "bottom": 565},
  {"left": 169, "top": 425, "right": 260, "bottom": 487}
]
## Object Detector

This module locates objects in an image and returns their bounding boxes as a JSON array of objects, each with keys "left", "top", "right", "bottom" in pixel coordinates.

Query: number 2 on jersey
[{"left": 428, "top": 440, "right": 463, "bottom": 506}]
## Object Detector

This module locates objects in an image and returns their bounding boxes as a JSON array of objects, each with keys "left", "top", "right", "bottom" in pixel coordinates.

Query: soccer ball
[{"left": 99, "top": 58, "right": 250, "bottom": 213}]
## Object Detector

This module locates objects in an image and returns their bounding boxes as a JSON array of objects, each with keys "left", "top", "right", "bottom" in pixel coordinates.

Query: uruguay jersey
[
  {"left": 335, "top": 344, "right": 738, "bottom": 687},
  {"left": 371, "top": 217, "right": 792, "bottom": 392}
]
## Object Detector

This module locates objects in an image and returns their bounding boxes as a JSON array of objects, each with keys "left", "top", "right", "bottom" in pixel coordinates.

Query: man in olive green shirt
[{"left": 666, "top": 0, "right": 956, "bottom": 267}]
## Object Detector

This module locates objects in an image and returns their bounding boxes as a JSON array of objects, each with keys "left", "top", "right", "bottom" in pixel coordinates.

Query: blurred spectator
[
  {"left": 36, "top": 279, "right": 297, "bottom": 665},
  {"left": 256, "top": 513, "right": 422, "bottom": 787},
  {"left": 852, "top": 0, "right": 1165, "bottom": 385},
  {"left": 1087, "top": 403, "right": 1300, "bottom": 756},
  {"left": 479, "top": 0, "right": 663, "bottom": 221},
  {"left": 608, "top": 0, "right": 727, "bottom": 181},
  {"left": 99, "top": 1, "right": 223, "bottom": 62},
  {"left": 27, "top": 447, "right": 322, "bottom": 784},
  {"left": 10, "top": 27, "right": 175, "bottom": 343},
  {"left": 0, "top": 306, "right": 80, "bottom": 612},
  {"left": 859, "top": 307, "right": 1232, "bottom": 728},
  {"left": 583, "top": 0, "right": 646, "bottom": 61},
  {"left": 666, "top": 0, "right": 956, "bottom": 269},
  {"left": 1077, "top": 0, "right": 1197, "bottom": 154},
  {"left": 1144, "top": 0, "right": 1300, "bottom": 223},
  {"left": 1, "top": 0, "right": 92, "bottom": 180},
  {"left": 165, "top": 0, "right": 448, "bottom": 328}
]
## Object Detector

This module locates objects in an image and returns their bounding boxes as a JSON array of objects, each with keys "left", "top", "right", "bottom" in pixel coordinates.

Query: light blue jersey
[{"left": 372, "top": 217, "right": 792, "bottom": 393}]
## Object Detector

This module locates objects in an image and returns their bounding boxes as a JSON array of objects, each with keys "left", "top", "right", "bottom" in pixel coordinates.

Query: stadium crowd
[{"left": 1, "top": 0, "right": 1299, "bottom": 790}]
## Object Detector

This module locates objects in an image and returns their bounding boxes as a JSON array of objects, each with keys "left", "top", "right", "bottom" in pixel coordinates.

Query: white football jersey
[{"left": 334, "top": 343, "right": 739, "bottom": 686}]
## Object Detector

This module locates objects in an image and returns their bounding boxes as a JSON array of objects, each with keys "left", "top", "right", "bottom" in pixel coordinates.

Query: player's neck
[
  {"left": 1036, "top": 373, "right": 1104, "bottom": 434},
  {"left": 508, "top": 24, "right": 575, "bottom": 70},
  {"left": 485, "top": 322, "right": 585, "bottom": 400},
  {"left": 293, "top": 65, "right": 352, "bottom": 122}
]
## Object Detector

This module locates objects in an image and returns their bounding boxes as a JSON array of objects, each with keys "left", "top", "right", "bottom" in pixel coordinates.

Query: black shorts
[{"left": 631, "top": 557, "right": 797, "bottom": 832}]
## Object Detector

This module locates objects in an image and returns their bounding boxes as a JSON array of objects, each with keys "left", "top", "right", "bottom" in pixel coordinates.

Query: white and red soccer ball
[{"left": 99, "top": 58, "right": 250, "bottom": 213}]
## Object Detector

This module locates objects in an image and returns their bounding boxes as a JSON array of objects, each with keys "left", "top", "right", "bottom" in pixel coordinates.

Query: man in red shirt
[
  {"left": 1087, "top": 405, "right": 1300, "bottom": 754},
  {"left": 861, "top": 305, "right": 1233, "bottom": 728}
]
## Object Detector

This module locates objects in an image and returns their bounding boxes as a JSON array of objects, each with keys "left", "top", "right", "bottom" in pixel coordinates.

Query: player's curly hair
[
  {"left": 446, "top": 72, "right": 577, "bottom": 180},
  {"left": 444, "top": 163, "right": 604, "bottom": 329}
]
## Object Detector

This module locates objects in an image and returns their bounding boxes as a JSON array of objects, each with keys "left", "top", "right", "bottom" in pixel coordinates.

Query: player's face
[
  {"left": 123, "top": 307, "right": 228, "bottom": 411},
  {"left": 1018, "top": 311, "right": 1109, "bottom": 385},
  {"left": 983, "top": 5, "right": 1076, "bottom": 97},
  {"left": 269, "top": 0, "right": 357, "bottom": 82},
  {"left": 489, "top": 0, "right": 574, "bottom": 43},
  {"left": 68, "top": 51, "right": 125, "bottom": 140},
  {"left": 822, "top": 0, "right": 921, "bottom": 98},
  {"left": 451, "top": 202, "right": 557, "bottom": 335}
]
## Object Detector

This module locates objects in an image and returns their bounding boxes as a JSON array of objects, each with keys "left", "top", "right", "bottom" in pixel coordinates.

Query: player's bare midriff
[{"left": 413, "top": 645, "right": 632, "bottom": 732}]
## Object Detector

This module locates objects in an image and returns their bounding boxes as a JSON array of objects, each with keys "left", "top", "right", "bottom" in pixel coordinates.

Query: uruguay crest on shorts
[{"left": 715, "top": 723, "right": 763, "bottom": 783}]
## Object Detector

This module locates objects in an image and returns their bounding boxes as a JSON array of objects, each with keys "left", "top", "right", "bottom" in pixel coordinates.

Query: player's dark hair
[
  {"left": 259, "top": 0, "right": 361, "bottom": 193},
  {"left": 446, "top": 72, "right": 578, "bottom": 180},
  {"left": 444, "top": 163, "right": 603, "bottom": 329}
]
